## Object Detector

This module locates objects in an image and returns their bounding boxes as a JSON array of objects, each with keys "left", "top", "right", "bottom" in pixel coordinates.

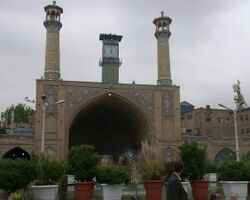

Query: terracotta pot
[
  {"left": 144, "top": 180, "right": 164, "bottom": 200},
  {"left": 74, "top": 182, "right": 94, "bottom": 200},
  {"left": 190, "top": 180, "right": 208, "bottom": 200}
]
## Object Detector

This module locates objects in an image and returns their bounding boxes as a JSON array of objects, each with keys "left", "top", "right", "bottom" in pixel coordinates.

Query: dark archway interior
[
  {"left": 3, "top": 147, "right": 30, "bottom": 159},
  {"left": 69, "top": 94, "right": 150, "bottom": 160}
]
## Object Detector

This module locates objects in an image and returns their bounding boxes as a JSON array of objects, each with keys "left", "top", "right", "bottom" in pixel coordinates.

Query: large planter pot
[
  {"left": 31, "top": 185, "right": 59, "bottom": 200},
  {"left": 74, "top": 182, "right": 94, "bottom": 200},
  {"left": 0, "top": 189, "right": 7, "bottom": 198},
  {"left": 144, "top": 180, "right": 164, "bottom": 200},
  {"left": 100, "top": 184, "right": 123, "bottom": 200},
  {"left": 67, "top": 174, "right": 75, "bottom": 192},
  {"left": 181, "top": 181, "right": 190, "bottom": 193},
  {"left": 205, "top": 173, "right": 217, "bottom": 188},
  {"left": 190, "top": 180, "right": 209, "bottom": 200},
  {"left": 221, "top": 181, "right": 248, "bottom": 200}
]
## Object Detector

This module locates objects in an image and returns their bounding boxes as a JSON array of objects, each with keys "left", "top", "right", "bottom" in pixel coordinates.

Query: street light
[
  {"left": 218, "top": 103, "right": 239, "bottom": 161},
  {"left": 41, "top": 95, "right": 65, "bottom": 152}
]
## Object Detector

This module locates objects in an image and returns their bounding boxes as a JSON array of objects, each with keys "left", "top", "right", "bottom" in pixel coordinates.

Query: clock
[{"left": 103, "top": 44, "right": 118, "bottom": 58}]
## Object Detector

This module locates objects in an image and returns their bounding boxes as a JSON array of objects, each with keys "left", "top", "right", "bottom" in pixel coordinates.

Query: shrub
[
  {"left": 68, "top": 145, "right": 100, "bottom": 182},
  {"left": 8, "top": 191, "right": 22, "bottom": 200},
  {"left": 217, "top": 160, "right": 250, "bottom": 181},
  {"left": 138, "top": 141, "right": 166, "bottom": 181},
  {"left": 34, "top": 154, "right": 65, "bottom": 185},
  {"left": 96, "top": 165, "right": 131, "bottom": 185},
  {"left": 205, "top": 160, "right": 217, "bottom": 173},
  {"left": 0, "top": 158, "right": 37, "bottom": 193},
  {"left": 179, "top": 141, "right": 207, "bottom": 179}
]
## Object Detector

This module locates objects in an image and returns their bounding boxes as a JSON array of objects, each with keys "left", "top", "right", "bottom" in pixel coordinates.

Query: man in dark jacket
[{"left": 166, "top": 162, "right": 188, "bottom": 200}]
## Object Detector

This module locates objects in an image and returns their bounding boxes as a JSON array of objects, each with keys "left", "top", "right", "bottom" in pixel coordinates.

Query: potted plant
[
  {"left": 204, "top": 160, "right": 218, "bottom": 188},
  {"left": 31, "top": 154, "right": 65, "bottom": 200},
  {"left": 138, "top": 141, "right": 166, "bottom": 200},
  {"left": 0, "top": 158, "right": 37, "bottom": 199},
  {"left": 217, "top": 160, "right": 250, "bottom": 200},
  {"left": 179, "top": 141, "right": 208, "bottom": 200},
  {"left": 96, "top": 164, "right": 130, "bottom": 200},
  {"left": 68, "top": 144, "right": 100, "bottom": 200}
]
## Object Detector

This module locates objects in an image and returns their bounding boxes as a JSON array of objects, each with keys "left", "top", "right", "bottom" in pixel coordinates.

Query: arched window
[
  {"left": 215, "top": 148, "right": 236, "bottom": 161},
  {"left": 2, "top": 147, "right": 30, "bottom": 160}
]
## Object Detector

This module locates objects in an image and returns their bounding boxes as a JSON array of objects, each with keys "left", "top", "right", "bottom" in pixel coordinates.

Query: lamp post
[
  {"left": 218, "top": 80, "right": 248, "bottom": 161},
  {"left": 41, "top": 95, "right": 65, "bottom": 152},
  {"left": 218, "top": 104, "right": 239, "bottom": 161}
]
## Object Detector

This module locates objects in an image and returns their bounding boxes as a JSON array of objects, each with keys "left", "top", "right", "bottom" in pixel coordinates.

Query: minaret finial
[{"left": 161, "top": 11, "right": 164, "bottom": 17}]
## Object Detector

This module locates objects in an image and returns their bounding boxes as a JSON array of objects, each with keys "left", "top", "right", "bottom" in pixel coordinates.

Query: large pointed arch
[{"left": 67, "top": 92, "right": 152, "bottom": 160}]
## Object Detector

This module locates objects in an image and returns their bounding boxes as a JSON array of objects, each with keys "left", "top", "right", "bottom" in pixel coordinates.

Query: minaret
[
  {"left": 153, "top": 11, "right": 172, "bottom": 85},
  {"left": 43, "top": 1, "right": 63, "bottom": 80}
]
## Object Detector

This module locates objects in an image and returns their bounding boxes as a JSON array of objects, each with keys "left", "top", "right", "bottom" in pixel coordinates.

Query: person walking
[{"left": 166, "top": 162, "right": 188, "bottom": 200}]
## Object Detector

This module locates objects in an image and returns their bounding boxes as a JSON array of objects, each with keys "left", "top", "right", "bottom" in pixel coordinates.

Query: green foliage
[
  {"left": 241, "top": 151, "right": 250, "bottom": 161},
  {"left": 217, "top": 160, "right": 250, "bottom": 181},
  {"left": 5, "top": 103, "right": 35, "bottom": 124},
  {"left": 0, "top": 158, "right": 37, "bottom": 192},
  {"left": 8, "top": 192, "right": 22, "bottom": 200},
  {"left": 68, "top": 145, "right": 100, "bottom": 182},
  {"left": 205, "top": 160, "right": 218, "bottom": 173},
  {"left": 139, "top": 161, "right": 166, "bottom": 181},
  {"left": 34, "top": 154, "right": 65, "bottom": 185},
  {"left": 179, "top": 141, "right": 207, "bottom": 179},
  {"left": 96, "top": 165, "right": 131, "bottom": 185}
]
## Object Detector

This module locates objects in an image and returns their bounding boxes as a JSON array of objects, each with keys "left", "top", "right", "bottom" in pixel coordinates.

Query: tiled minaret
[
  {"left": 43, "top": 1, "right": 63, "bottom": 80},
  {"left": 153, "top": 11, "right": 172, "bottom": 85}
]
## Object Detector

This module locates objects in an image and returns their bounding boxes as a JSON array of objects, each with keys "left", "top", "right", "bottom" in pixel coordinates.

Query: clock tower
[{"left": 99, "top": 33, "right": 122, "bottom": 84}]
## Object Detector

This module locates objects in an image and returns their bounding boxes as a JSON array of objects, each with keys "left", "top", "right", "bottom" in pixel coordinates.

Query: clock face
[{"left": 104, "top": 45, "right": 118, "bottom": 58}]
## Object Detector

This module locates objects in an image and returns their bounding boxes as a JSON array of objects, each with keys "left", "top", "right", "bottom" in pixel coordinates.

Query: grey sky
[{"left": 0, "top": 0, "right": 249, "bottom": 112}]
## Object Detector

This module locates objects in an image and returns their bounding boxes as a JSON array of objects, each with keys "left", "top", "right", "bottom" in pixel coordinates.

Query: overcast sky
[{"left": 0, "top": 0, "right": 249, "bottom": 112}]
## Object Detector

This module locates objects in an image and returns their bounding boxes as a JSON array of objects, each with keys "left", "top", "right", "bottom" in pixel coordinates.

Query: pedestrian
[
  {"left": 166, "top": 161, "right": 188, "bottom": 200},
  {"left": 210, "top": 191, "right": 220, "bottom": 200},
  {"left": 229, "top": 192, "right": 238, "bottom": 200}
]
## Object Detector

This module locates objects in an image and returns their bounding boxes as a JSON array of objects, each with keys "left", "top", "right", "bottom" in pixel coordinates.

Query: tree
[{"left": 4, "top": 103, "right": 35, "bottom": 124}]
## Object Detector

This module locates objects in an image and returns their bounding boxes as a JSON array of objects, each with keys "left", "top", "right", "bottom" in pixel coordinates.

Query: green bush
[
  {"left": 8, "top": 191, "right": 22, "bottom": 200},
  {"left": 68, "top": 145, "right": 100, "bottom": 182},
  {"left": 0, "top": 158, "right": 37, "bottom": 192},
  {"left": 205, "top": 160, "right": 217, "bottom": 173},
  {"left": 96, "top": 165, "right": 131, "bottom": 185},
  {"left": 179, "top": 141, "right": 207, "bottom": 179},
  {"left": 34, "top": 154, "right": 65, "bottom": 185},
  {"left": 241, "top": 151, "right": 250, "bottom": 161},
  {"left": 217, "top": 160, "right": 250, "bottom": 181}
]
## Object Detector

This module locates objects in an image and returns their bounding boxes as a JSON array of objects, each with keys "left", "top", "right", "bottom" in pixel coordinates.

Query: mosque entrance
[{"left": 69, "top": 93, "right": 151, "bottom": 160}]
